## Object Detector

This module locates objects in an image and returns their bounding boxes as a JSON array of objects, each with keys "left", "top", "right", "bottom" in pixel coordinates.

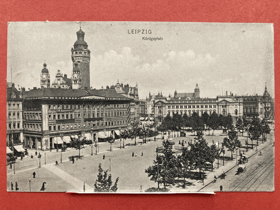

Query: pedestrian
[
  {"left": 220, "top": 185, "right": 223, "bottom": 191},
  {"left": 35, "top": 151, "right": 37, "bottom": 156},
  {"left": 103, "top": 154, "right": 105, "bottom": 160},
  {"left": 132, "top": 152, "right": 134, "bottom": 157},
  {"left": 21, "top": 154, "right": 23, "bottom": 160},
  {"left": 72, "top": 157, "right": 75, "bottom": 164},
  {"left": 141, "top": 152, "right": 143, "bottom": 156},
  {"left": 33, "top": 172, "right": 36, "bottom": 178},
  {"left": 179, "top": 140, "right": 181, "bottom": 144},
  {"left": 55, "top": 161, "right": 59, "bottom": 165},
  {"left": 40, "top": 182, "right": 46, "bottom": 191},
  {"left": 15, "top": 182, "right": 19, "bottom": 191},
  {"left": 10, "top": 163, "right": 12, "bottom": 169},
  {"left": 11, "top": 182, "right": 13, "bottom": 191},
  {"left": 135, "top": 152, "right": 137, "bottom": 157}
]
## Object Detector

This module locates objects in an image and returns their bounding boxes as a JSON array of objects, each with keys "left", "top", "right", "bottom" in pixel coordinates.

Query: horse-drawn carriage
[{"left": 237, "top": 164, "right": 246, "bottom": 173}]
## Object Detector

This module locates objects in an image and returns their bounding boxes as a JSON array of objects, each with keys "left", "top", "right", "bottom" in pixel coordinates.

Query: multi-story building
[
  {"left": 7, "top": 83, "right": 24, "bottom": 146},
  {"left": 22, "top": 88, "right": 131, "bottom": 150},
  {"left": 217, "top": 92, "right": 243, "bottom": 124}
]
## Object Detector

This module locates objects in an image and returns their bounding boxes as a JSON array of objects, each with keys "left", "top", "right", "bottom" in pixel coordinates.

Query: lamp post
[
  {"left": 45, "top": 152, "right": 46, "bottom": 165},
  {"left": 91, "top": 130, "right": 93, "bottom": 156},
  {"left": 29, "top": 178, "right": 31, "bottom": 192},
  {"left": 60, "top": 134, "right": 63, "bottom": 163}
]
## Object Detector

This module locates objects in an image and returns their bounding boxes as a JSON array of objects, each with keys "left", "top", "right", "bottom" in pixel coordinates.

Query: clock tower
[
  {"left": 71, "top": 28, "right": 91, "bottom": 89},
  {"left": 40, "top": 63, "right": 50, "bottom": 88}
]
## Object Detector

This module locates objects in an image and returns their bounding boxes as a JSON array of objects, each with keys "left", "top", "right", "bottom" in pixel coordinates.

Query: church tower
[
  {"left": 40, "top": 63, "right": 50, "bottom": 88},
  {"left": 194, "top": 83, "right": 200, "bottom": 98},
  {"left": 71, "top": 27, "right": 90, "bottom": 89}
]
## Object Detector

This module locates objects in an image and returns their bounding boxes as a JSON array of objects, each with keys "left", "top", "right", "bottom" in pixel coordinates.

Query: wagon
[{"left": 237, "top": 164, "right": 246, "bottom": 173}]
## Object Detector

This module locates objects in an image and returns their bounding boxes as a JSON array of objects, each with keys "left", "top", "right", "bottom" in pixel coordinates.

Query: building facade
[
  {"left": 22, "top": 88, "right": 131, "bottom": 150},
  {"left": 7, "top": 83, "right": 24, "bottom": 147}
]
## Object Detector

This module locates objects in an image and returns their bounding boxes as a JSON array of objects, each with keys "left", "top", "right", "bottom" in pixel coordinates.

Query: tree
[
  {"left": 182, "top": 113, "right": 191, "bottom": 128},
  {"left": 145, "top": 140, "right": 178, "bottom": 190},
  {"left": 202, "top": 112, "right": 210, "bottom": 131},
  {"left": 248, "top": 117, "right": 262, "bottom": 147},
  {"left": 190, "top": 112, "right": 204, "bottom": 136},
  {"left": 223, "top": 114, "right": 233, "bottom": 131},
  {"left": 94, "top": 163, "right": 119, "bottom": 192},
  {"left": 260, "top": 119, "right": 271, "bottom": 143},
  {"left": 131, "top": 122, "right": 141, "bottom": 146},
  {"left": 71, "top": 135, "right": 85, "bottom": 158},
  {"left": 208, "top": 112, "right": 219, "bottom": 135},
  {"left": 222, "top": 129, "right": 241, "bottom": 159},
  {"left": 236, "top": 118, "right": 244, "bottom": 135},
  {"left": 120, "top": 130, "right": 129, "bottom": 148}
]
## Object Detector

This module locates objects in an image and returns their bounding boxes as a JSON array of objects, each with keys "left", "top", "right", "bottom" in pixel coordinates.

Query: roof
[
  {"left": 23, "top": 88, "right": 132, "bottom": 101},
  {"left": 176, "top": 93, "right": 194, "bottom": 98},
  {"left": 7, "top": 85, "right": 21, "bottom": 100}
]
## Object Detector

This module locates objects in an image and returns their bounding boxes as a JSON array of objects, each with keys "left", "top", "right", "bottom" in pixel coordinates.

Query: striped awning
[
  {"left": 53, "top": 137, "right": 63, "bottom": 144},
  {"left": 98, "top": 131, "right": 108, "bottom": 139},
  {"left": 6, "top": 147, "right": 13, "bottom": 154},
  {"left": 14, "top": 145, "right": 25, "bottom": 152},
  {"left": 84, "top": 133, "right": 92, "bottom": 140},
  {"left": 63, "top": 136, "right": 71, "bottom": 143}
]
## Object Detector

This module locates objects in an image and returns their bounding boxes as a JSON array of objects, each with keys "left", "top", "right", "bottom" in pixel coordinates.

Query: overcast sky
[{"left": 7, "top": 22, "right": 274, "bottom": 99}]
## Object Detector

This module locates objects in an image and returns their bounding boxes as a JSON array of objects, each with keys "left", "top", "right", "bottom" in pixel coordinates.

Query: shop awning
[
  {"left": 84, "top": 133, "right": 92, "bottom": 140},
  {"left": 150, "top": 117, "right": 154, "bottom": 121},
  {"left": 114, "top": 130, "right": 120, "bottom": 136},
  {"left": 53, "top": 137, "right": 63, "bottom": 144},
  {"left": 71, "top": 135, "right": 79, "bottom": 139},
  {"left": 98, "top": 131, "right": 109, "bottom": 139},
  {"left": 63, "top": 136, "right": 71, "bottom": 143},
  {"left": 140, "top": 117, "right": 145, "bottom": 121},
  {"left": 14, "top": 145, "right": 25, "bottom": 152},
  {"left": 145, "top": 117, "right": 148, "bottom": 121},
  {"left": 6, "top": 147, "right": 13, "bottom": 154}
]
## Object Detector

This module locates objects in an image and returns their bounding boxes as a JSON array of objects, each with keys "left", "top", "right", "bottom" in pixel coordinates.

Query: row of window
[
  {"left": 167, "top": 105, "right": 216, "bottom": 109},
  {"left": 48, "top": 103, "right": 128, "bottom": 110},
  {"left": 48, "top": 120, "right": 127, "bottom": 131},
  {"left": 48, "top": 111, "right": 127, "bottom": 120},
  {"left": 7, "top": 103, "right": 21, "bottom": 109},
  {"left": 8, "top": 112, "right": 21, "bottom": 119},
  {"left": 168, "top": 110, "right": 216, "bottom": 115},
  {"left": 169, "top": 100, "right": 215, "bottom": 103},
  {"left": 24, "top": 113, "right": 42, "bottom": 120},
  {"left": 8, "top": 122, "right": 21, "bottom": 130}
]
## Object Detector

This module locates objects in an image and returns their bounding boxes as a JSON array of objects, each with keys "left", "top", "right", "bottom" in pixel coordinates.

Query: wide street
[{"left": 7, "top": 130, "right": 274, "bottom": 192}]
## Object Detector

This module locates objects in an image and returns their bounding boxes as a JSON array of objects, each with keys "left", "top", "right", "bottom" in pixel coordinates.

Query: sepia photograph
[{"left": 6, "top": 21, "right": 275, "bottom": 193}]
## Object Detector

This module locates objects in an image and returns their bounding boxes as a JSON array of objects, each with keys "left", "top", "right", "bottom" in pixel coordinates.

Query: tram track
[{"left": 232, "top": 160, "right": 274, "bottom": 191}]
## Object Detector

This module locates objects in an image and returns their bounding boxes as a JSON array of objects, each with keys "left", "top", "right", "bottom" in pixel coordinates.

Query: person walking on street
[
  {"left": 132, "top": 152, "right": 134, "bottom": 157},
  {"left": 11, "top": 182, "right": 13, "bottom": 191},
  {"left": 220, "top": 185, "right": 223, "bottom": 191},
  {"left": 33, "top": 172, "right": 36, "bottom": 178},
  {"left": 135, "top": 152, "right": 137, "bottom": 157},
  {"left": 72, "top": 157, "right": 75, "bottom": 164},
  {"left": 141, "top": 152, "right": 143, "bottom": 156},
  {"left": 15, "top": 182, "right": 19, "bottom": 191},
  {"left": 40, "top": 182, "right": 46, "bottom": 191},
  {"left": 103, "top": 154, "right": 105, "bottom": 160}
]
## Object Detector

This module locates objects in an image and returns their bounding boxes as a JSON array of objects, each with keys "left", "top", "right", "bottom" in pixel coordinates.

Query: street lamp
[
  {"left": 29, "top": 178, "right": 31, "bottom": 192},
  {"left": 91, "top": 130, "right": 93, "bottom": 156},
  {"left": 60, "top": 134, "right": 63, "bottom": 163}
]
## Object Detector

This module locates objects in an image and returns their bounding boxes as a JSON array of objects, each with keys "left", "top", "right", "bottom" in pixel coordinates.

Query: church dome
[{"left": 42, "top": 63, "right": 49, "bottom": 73}]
